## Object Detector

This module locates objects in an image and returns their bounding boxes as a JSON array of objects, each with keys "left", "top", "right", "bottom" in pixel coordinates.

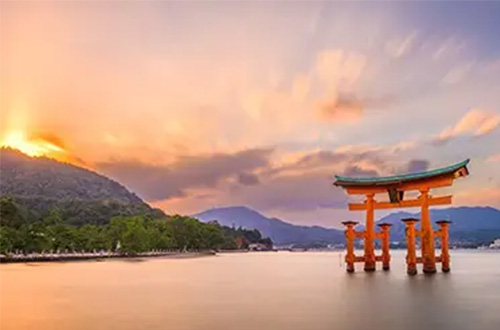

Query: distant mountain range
[
  {"left": 194, "top": 206, "right": 500, "bottom": 245},
  {"left": 0, "top": 148, "right": 163, "bottom": 225},
  {"left": 194, "top": 206, "right": 344, "bottom": 245},
  {"left": 372, "top": 207, "right": 500, "bottom": 243}
]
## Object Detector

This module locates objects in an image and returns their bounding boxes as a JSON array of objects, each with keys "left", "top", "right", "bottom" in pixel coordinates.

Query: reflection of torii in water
[{"left": 333, "top": 159, "right": 470, "bottom": 275}]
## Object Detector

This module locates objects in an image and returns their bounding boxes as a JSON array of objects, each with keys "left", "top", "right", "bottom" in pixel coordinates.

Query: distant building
[
  {"left": 235, "top": 237, "right": 244, "bottom": 249},
  {"left": 248, "top": 243, "right": 270, "bottom": 251},
  {"left": 489, "top": 239, "right": 500, "bottom": 249}
]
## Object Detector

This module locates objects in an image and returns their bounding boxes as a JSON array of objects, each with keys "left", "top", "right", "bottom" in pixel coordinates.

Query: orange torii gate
[{"left": 334, "top": 159, "right": 469, "bottom": 274}]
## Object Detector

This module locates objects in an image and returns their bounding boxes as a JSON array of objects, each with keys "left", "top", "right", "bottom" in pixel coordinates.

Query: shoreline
[{"left": 0, "top": 251, "right": 217, "bottom": 264}]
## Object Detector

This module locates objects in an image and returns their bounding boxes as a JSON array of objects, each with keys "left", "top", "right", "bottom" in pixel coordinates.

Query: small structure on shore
[{"left": 334, "top": 159, "right": 469, "bottom": 274}]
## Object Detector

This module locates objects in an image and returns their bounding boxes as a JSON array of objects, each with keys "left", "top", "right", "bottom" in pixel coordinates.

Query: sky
[{"left": 1, "top": 1, "right": 500, "bottom": 227}]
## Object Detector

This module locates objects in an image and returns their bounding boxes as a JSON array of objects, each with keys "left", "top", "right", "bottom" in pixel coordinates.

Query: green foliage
[
  {"left": 0, "top": 210, "right": 273, "bottom": 255},
  {"left": 75, "top": 225, "right": 108, "bottom": 251},
  {"left": 0, "top": 197, "right": 28, "bottom": 228},
  {"left": 115, "top": 216, "right": 148, "bottom": 255},
  {"left": 146, "top": 219, "right": 175, "bottom": 250},
  {"left": 21, "top": 222, "right": 52, "bottom": 252},
  {"left": 0, "top": 226, "right": 20, "bottom": 252},
  {"left": 3, "top": 197, "right": 163, "bottom": 227},
  {"left": 46, "top": 222, "right": 79, "bottom": 251}
]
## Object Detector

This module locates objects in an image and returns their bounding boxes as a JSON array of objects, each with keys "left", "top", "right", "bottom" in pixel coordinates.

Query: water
[{"left": 1, "top": 250, "right": 500, "bottom": 330}]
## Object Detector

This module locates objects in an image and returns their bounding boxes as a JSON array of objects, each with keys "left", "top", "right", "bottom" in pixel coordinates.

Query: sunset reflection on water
[{"left": 1, "top": 251, "right": 499, "bottom": 330}]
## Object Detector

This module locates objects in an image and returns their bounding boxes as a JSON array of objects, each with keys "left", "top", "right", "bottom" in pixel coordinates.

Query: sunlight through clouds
[{"left": 2, "top": 1, "right": 500, "bottom": 223}]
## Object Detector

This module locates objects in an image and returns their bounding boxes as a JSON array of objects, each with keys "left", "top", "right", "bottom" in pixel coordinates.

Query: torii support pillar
[
  {"left": 342, "top": 221, "right": 358, "bottom": 273},
  {"left": 402, "top": 218, "right": 419, "bottom": 275},
  {"left": 377, "top": 223, "right": 392, "bottom": 271},
  {"left": 363, "top": 194, "right": 376, "bottom": 272},
  {"left": 436, "top": 220, "right": 451, "bottom": 273},
  {"left": 420, "top": 189, "right": 437, "bottom": 274}
]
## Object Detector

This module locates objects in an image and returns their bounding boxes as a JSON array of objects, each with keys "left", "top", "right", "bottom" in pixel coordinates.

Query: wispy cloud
[
  {"left": 434, "top": 109, "right": 500, "bottom": 144},
  {"left": 315, "top": 50, "right": 367, "bottom": 92},
  {"left": 385, "top": 31, "right": 418, "bottom": 58}
]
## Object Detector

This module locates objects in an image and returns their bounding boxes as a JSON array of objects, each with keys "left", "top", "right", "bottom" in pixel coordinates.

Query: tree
[
  {"left": 201, "top": 222, "right": 226, "bottom": 250},
  {"left": 168, "top": 215, "right": 207, "bottom": 250},
  {"left": 76, "top": 225, "right": 108, "bottom": 251},
  {"left": 120, "top": 217, "right": 148, "bottom": 255},
  {"left": 21, "top": 222, "right": 51, "bottom": 253},
  {"left": 0, "top": 205, "right": 271, "bottom": 256},
  {"left": 107, "top": 216, "right": 129, "bottom": 251},
  {"left": 0, "top": 197, "right": 27, "bottom": 228},
  {"left": 0, "top": 226, "right": 15, "bottom": 253},
  {"left": 48, "top": 224, "right": 77, "bottom": 251},
  {"left": 145, "top": 219, "right": 175, "bottom": 250}
]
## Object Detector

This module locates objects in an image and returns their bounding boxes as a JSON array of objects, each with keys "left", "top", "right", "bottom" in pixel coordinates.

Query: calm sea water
[{"left": 1, "top": 250, "right": 500, "bottom": 330}]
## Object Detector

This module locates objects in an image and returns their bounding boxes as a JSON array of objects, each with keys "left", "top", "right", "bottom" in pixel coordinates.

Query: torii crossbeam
[{"left": 334, "top": 159, "right": 469, "bottom": 274}]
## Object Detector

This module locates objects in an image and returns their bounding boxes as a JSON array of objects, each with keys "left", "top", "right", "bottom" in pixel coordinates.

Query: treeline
[
  {"left": 3, "top": 196, "right": 165, "bottom": 227},
  {"left": 0, "top": 197, "right": 273, "bottom": 255}
]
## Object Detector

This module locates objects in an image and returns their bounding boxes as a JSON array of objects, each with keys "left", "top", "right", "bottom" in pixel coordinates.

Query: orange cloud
[
  {"left": 455, "top": 187, "right": 500, "bottom": 208},
  {"left": 436, "top": 108, "right": 500, "bottom": 143},
  {"left": 30, "top": 132, "right": 66, "bottom": 150},
  {"left": 318, "top": 93, "right": 397, "bottom": 122},
  {"left": 486, "top": 154, "right": 500, "bottom": 163},
  {"left": 318, "top": 95, "right": 364, "bottom": 122},
  {"left": 316, "top": 50, "right": 367, "bottom": 93}
]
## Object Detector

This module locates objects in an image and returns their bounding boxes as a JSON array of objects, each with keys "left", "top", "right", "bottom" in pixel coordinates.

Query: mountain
[
  {"left": 0, "top": 148, "right": 163, "bottom": 225},
  {"left": 373, "top": 207, "right": 500, "bottom": 243},
  {"left": 193, "top": 206, "right": 344, "bottom": 245},
  {"left": 194, "top": 205, "right": 500, "bottom": 246}
]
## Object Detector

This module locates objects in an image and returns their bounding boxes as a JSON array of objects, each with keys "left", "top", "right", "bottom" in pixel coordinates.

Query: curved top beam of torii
[
  {"left": 334, "top": 159, "right": 469, "bottom": 187},
  {"left": 333, "top": 159, "right": 470, "bottom": 198}
]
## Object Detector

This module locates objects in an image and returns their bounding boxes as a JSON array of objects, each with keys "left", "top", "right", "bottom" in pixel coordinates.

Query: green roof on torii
[{"left": 334, "top": 159, "right": 470, "bottom": 187}]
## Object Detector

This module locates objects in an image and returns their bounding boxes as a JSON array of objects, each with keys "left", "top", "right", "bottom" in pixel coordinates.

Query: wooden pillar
[
  {"left": 436, "top": 220, "right": 451, "bottom": 272},
  {"left": 402, "top": 218, "right": 419, "bottom": 275},
  {"left": 419, "top": 189, "right": 436, "bottom": 274},
  {"left": 364, "top": 194, "right": 376, "bottom": 272},
  {"left": 377, "top": 223, "right": 392, "bottom": 271},
  {"left": 342, "top": 221, "right": 358, "bottom": 273}
]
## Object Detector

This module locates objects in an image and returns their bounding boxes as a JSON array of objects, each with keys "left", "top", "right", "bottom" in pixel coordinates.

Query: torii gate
[{"left": 334, "top": 159, "right": 469, "bottom": 274}]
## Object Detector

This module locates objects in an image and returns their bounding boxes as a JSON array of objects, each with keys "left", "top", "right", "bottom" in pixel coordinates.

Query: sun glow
[{"left": 0, "top": 130, "right": 66, "bottom": 157}]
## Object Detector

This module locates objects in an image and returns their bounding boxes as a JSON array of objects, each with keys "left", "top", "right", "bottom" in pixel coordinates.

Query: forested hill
[{"left": 0, "top": 148, "right": 163, "bottom": 225}]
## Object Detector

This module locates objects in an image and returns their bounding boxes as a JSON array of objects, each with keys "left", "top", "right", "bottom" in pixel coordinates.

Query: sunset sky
[{"left": 1, "top": 1, "right": 499, "bottom": 227}]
